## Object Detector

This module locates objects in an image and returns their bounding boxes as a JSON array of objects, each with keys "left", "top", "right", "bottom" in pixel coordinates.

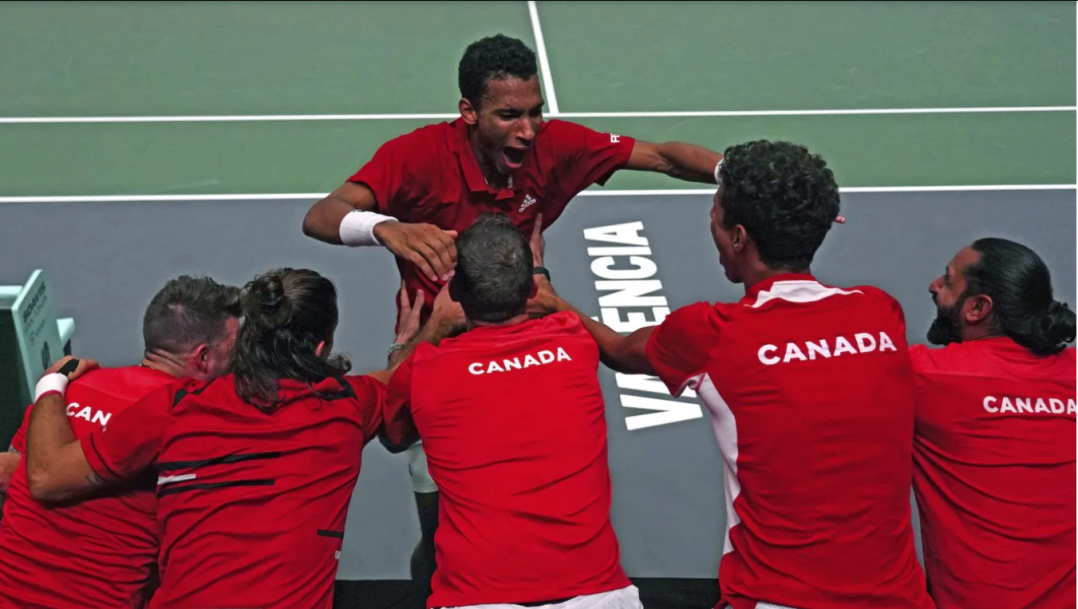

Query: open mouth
[{"left": 502, "top": 146, "right": 528, "bottom": 168}]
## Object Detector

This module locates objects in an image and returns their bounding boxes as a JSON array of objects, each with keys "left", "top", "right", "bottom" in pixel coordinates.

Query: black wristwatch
[{"left": 533, "top": 267, "right": 551, "bottom": 281}]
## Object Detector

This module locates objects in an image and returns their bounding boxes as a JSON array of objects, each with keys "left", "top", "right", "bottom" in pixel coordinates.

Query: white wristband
[
  {"left": 340, "top": 209, "right": 397, "bottom": 247},
  {"left": 34, "top": 373, "right": 69, "bottom": 402},
  {"left": 713, "top": 158, "right": 724, "bottom": 185}
]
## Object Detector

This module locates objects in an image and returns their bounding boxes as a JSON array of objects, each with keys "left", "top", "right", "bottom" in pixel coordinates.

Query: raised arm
[
  {"left": 301, "top": 181, "right": 459, "bottom": 283},
  {"left": 26, "top": 357, "right": 172, "bottom": 503},
  {"left": 526, "top": 214, "right": 656, "bottom": 375},
  {"left": 25, "top": 358, "right": 105, "bottom": 502},
  {"left": 534, "top": 279, "right": 656, "bottom": 375},
  {"left": 301, "top": 182, "right": 379, "bottom": 245},
  {"left": 626, "top": 139, "right": 723, "bottom": 185}
]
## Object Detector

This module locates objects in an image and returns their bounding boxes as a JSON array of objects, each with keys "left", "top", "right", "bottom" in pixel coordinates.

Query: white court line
[
  {"left": 0, "top": 185, "right": 1073, "bottom": 204},
  {"left": 527, "top": 1, "right": 559, "bottom": 115},
  {"left": 0, "top": 106, "right": 1073, "bottom": 124}
]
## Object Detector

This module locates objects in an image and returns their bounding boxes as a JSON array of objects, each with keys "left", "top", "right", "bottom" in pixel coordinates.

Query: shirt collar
[
  {"left": 450, "top": 118, "right": 518, "bottom": 200},
  {"left": 742, "top": 273, "right": 819, "bottom": 302}
]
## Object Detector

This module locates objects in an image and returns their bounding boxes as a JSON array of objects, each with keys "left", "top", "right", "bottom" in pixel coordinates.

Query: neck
[
  {"left": 141, "top": 350, "right": 188, "bottom": 379},
  {"left": 741, "top": 263, "right": 810, "bottom": 294},
  {"left": 961, "top": 322, "right": 1000, "bottom": 343},
  {"left": 466, "top": 311, "right": 530, "bottom": 332},
  {"left": 468, "top": 126, "right": 510, "bottom": 190}
]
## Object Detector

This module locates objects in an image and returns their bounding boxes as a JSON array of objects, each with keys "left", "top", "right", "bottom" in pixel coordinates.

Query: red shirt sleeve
[
  {"left": 546, "top": 119, "right": 636, "bottom": 193},
  {"left": 383, "top": 352, "right": 418, "bottom": 446},
  {"left": 346, "top": 129, "right": 436, "bottom": 219},
  {"left": 9, "top": 404, "right": 32, "bottom": 454},
  {"left": 645, "top": 302, "right": 720, "bottom": 397},
  {"left": 342, "top": 374, "right": 388, "bottom": 444},
  {"left": 80, "top": 384, "right": 173, "bottom": 484}
]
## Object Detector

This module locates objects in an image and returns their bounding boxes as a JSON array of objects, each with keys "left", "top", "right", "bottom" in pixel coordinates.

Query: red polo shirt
[
  {"left": 0, "top": 366, "right": 174, "bottom": 609},
  {"left": 348, "top": 117, "right": 635, "bottom": 318},
  {"left": 383, "top": 312, "right": 632, "bottom": 608},
  {"left": 645, "top": 275, "right": 933, "bottom": 609},
  {"left": 910, "top": 339, "right": 1076, "bottom": 609},
  {"left": 79, "top": 373, "right": 386, "bottom": 609}
]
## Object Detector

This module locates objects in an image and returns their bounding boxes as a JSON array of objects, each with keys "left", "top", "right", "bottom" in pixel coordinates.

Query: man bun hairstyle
[
  {"left": 966, "top": 237, "right": 1076, "bottom": 356},
  {"left": 230, "top": 268, "right": 351, "bottom": 408}
]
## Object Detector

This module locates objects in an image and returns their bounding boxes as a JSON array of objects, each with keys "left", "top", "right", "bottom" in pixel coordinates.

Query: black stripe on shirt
[
  {"left": 89, "top": 434, "right": 122, "bottom": 480},
  {"left": 170, "top": 378, "right": 218, "bottom": 409},
  {"left": 156, "top": 451, "right": 282, "bottom": 472},
  {"left": 157, "top": 478, "right": 275, "bottom": 498},
  {"left": 317, "top": 530, "right": 345, "bottom": 539}
]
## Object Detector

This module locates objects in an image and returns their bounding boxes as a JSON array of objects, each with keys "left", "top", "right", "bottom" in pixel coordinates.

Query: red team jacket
[
  {"left": 383, "top": 312, "right": 632, "bottom": 609},
  {"left": 645, "top": 274, "right": 934, "bottom": 609},
  {"left": 0, "top": 366, "right": 174, "bottom": 609},
  {"left": 79, "top": 373, "right": 386, "bottom": 609},
  {"left": 911, "top": 338, "right": 1076, "bottom": 609}
]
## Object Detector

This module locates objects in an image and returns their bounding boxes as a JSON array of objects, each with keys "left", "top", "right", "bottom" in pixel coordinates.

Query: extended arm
[
  {"left": 25, "top": 358, "right": 107, "bottom": 502},
  {"left": 301, "top": 182, "right": 459, "bottom": 282},
  {"left": 536, "top": 279, "right": 657, "bottom": 375},
  {"left": 626, "top": 140, "right": 723, "bottom": 184}
]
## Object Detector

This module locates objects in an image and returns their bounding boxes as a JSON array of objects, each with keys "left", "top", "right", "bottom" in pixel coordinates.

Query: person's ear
[
  {"left": 459, "top": 98, "right": 478, "bottom": 125},
  {"left": 964, "top": 294, "right": 994, "bottom": 325},
  {"left": 732, "top": 225, "right": 748, "bottom": 253},
  {"left": 193, "top": 344, "right": 210, "bottom": 373}
]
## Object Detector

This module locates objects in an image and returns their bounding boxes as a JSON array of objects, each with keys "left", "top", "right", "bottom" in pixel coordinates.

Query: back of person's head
[
  {"left": 458, "top": 34, "right": 538, "bottom": 108},
  {"left": 717, "top": 140, "right": 840, "bottom": 271},
  {"left": 965, "top": 237, "right": 1076, "bottom": 355},
  {"left": 142, "top": 275, "right": 242, "bottom": 379},
  {"left": 230, "top": 268, "right": 350, "bottom": 408},
  {"left": 450, "top": 213, "right": 533, "bottom": 324}
]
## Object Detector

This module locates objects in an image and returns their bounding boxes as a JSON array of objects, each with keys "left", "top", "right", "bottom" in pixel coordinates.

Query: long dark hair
[
  {"left": 229, "top": 268, "right": 351, "bottom": 408},
  {"left": 967, "top": 238, "right": 1076, "bottom": 356}
]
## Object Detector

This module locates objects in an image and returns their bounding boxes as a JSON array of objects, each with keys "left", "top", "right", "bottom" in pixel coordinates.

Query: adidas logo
[{"left": 519, "top": 194, "right": 537, "bottom": 213}]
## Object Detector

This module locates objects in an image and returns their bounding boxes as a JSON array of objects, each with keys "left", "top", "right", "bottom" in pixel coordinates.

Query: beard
[{"left": 927, "top": 299, "right": 964, "bottom": 346}]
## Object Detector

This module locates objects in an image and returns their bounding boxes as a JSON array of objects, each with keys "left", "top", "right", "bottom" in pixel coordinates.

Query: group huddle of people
[{"left": 0, "top": 33, "right": 1074, "bottom": 609}]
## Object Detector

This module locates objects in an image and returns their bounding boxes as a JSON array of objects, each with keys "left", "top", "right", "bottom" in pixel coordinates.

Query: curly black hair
[
  {"left": 718, "top": 140, "right": 841, "bottom": 272},
  {"left": 458, "top": 34, "right": 538, "bottom": 108}
]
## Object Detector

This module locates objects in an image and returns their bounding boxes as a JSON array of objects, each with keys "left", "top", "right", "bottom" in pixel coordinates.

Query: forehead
[
  {"left": 481, "top": 75, "right": 542, "bottom": 107},
  {"left": 949, "top": 246, "right": 980, "bottom": 273}
]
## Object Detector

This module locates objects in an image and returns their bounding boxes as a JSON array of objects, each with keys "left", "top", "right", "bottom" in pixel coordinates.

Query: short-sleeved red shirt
[
  {"left": 383, "top": 312, "right": 632, "bottom": 608},
  {"left": 645, "top": 274, "right": 933, "bottom": 609},
  {"left": 910, "top": 339, "right": 1076, "bottom": 609},
  {"left": 348, "top": 117, "right": 635, "bottom": 319},
  {"left": 80, "top": 373, "right": 386, "bottom": 609},
  {"left": 0, "top": 366, "right": 175, "bottom": 609}
]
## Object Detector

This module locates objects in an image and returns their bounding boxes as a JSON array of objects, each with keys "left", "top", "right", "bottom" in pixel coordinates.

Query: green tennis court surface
[
  {"left": 0, "top": 1, "right": 1074, "bottom": 197},
  {"left": 0, "top": 0, "right": 1074, "bottom": 591}
]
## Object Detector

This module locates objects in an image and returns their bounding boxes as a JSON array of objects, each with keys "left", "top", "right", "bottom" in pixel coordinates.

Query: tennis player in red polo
[
  {"left": 383, "top": 214, "right": 639, "bottom": 609},
  {"left": 530, "top": 140, "right": 934, "bottom": 609},
  {"left": 301, "top": 34, "right": 724, "bottom": 320},
  {"left": 301, "top": 32, "right": 724, "bottom": 594},
  {"left": 21, "top": 268, "right": 440, "bottom": 609},
  {"left": 0, "top": 275, "right": 241, "bottom": 609},
  {"left": 911, "top": 238, "right": 1076, "bottom": 609}
]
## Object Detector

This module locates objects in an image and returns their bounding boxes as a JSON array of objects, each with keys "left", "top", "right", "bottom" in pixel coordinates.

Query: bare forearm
[
  {"left": 302, "top": 182, "right": 381, "bottom": 245},
  {"left": 654, "top": 142, "right": 723, "bottom": 184},
  {"left": 302, "top": 194, "right": 359, "bottom": 244},
  {"left": 549, "top": 297, "right": 656, "bottom": 375},
  {"left": 389, "top": 317, "right": 456, "bottom": 369},
  {"left": 26, "top": 394, "right": 80, "bottom": 499}
]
